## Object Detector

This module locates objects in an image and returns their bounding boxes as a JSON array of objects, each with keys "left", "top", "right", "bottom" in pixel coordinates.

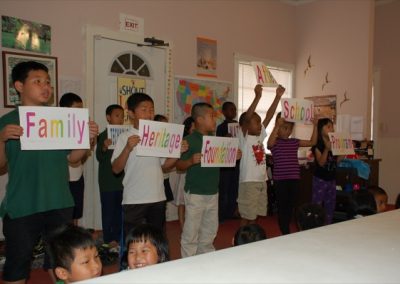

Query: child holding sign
[
  {"left": 312, "top": 118, "right": 344, "bottom": 224},
  {"left": 267, "top": 116, "right": 317, "bottom": 235},
  {"left": 237, "top": 84, "right": 285, "bottom": 226},
  {"left": 111, "top": 93, "right": 187, "bottom": 239},
  {"left": 96, "top": 104, "right": 125, "bottom": 251},
  {"left": 0, "top": 61, "right": 98, "bottom": 283}
]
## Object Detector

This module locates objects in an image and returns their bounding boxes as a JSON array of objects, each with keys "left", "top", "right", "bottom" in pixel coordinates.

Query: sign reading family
[
  {"left": 328, "top": 132, "right": 355, "bottom": 156},
  {"left": 107, "top": 125, "right": 132, "bottom": 150},
  {"left": 281, "top": 98, "right": 314, "bottom": 124},
  {"left": 201, "top": 136, "right": 239, "bottom": 167},
  {"left": 251, "top": 61, "right": 278, "bottom": 88},
  {"left": 136, "top": 120, "right": 184, "bottom": 158},
  {"left": 18, "top": 106, "right": 90, "bottom": 150}
]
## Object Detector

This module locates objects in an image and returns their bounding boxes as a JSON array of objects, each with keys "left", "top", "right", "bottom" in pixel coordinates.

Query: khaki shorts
[{"left": 237, "top": 182, "right": 267, "bottom": 220}]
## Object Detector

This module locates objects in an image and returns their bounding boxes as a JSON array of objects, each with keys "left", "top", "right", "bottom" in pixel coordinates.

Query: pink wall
[
  {"left": 294, "top": 0, "right": 374, "bottom": 137},
  {"left": 0, "top": 0, "right": 296, "bottom": 86},
  {"left": 374, "top": 1, "right": 400, "bottom": 139}
]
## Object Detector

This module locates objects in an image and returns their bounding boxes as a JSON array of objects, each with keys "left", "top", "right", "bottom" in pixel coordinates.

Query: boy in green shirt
[{"left": 0, "top": 61, "right": 98, "bottom": 283}]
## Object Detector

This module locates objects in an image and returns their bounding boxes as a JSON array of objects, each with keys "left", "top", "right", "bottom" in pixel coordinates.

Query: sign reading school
[
  {"left": 281, "top": 98, "right": 314, "bottom": 124},
  {"left": 201, "top": 136, "right": 239, "bottom": 167},
  {"left": 251, "top": 61, "right": 278, "bottom": 88},
  {"left": 136, "top": 120, "right": 184, "bottom": 158},
  {"left": 107, "top": 125, "right": 132, "bottom": 149},
  {"left": 328, "top": 132, "right": 355, "bottom": 156},
  {"left": 19, "top": 106, "right": 90, "bottom": 150}
]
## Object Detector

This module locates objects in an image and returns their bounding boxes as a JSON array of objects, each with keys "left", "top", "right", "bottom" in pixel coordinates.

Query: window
[
  {"left": 236, "top": 57, "right": 294, "bottom": 149},
  {"left": 110, "top": 52, "right": 150, "bottom": 77}
]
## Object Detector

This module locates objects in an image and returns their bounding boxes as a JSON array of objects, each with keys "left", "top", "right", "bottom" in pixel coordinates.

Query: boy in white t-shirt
[
  {"left": 111, "top": 93, "right": 187, "bottom": 237},
  {"left": 237, "top": 84, "right": 285, "bottom": 226}
]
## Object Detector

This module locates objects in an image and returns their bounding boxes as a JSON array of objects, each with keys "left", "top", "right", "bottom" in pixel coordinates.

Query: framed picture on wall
[{"left": 2, "top": 51, "right": 58, "bottom": 107}]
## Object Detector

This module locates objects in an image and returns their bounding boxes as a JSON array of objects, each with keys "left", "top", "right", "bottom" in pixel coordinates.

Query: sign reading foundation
[
  {"left": 201, "top": 136, "right": 239, "bottom": 167},
  {"left": 19, "top": 106, "right": 89, "bottom": 150},
  {"left": 137, "top": 120, "right": 184, "bottom": 158},
  {"left": 107, "top": 125, "right": 132, "bottom": 149}
]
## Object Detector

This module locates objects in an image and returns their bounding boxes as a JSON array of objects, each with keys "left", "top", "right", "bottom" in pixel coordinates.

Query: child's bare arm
[
  {"left": 241, "top": 84, "right": 263, "bottom": 135},
  {"left": 263, "top": 85, "right": 285, "bottom": 128},
  {"left": 267, "top": 117, "right": 284, "bottom": 149},
  {"left": 176, "top": 153, "right": 201, "bottom": 171},
  {"left": 68, "top": 121, "right": 98, "bottom": 164},
  {"left": 299, "top": 118, "right": 318, "bottom": 147},
  {"left": 112, "top": 134, "right": 140, "bottom": 174},
  {"left": 0, "top": 124, "right": 23, "bottom": 168}
]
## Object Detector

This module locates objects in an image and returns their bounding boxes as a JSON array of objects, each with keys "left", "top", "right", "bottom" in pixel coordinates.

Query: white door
[{"left": 83, "top": 32, "right": 168, "bottom": 230}]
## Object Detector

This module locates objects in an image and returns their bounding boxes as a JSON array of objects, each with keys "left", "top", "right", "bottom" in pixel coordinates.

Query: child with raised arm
[
  {"left": 237, "top": 84, "right": 285, "bottom": 226},
  {"left": 311, "top": 118, "right": 344, "bottom": 224},
  {"left": 96, "top": 104, "right": 124, "bottom": 251},
  {"left": 111, "top": 93, "right": 187, "bottom": 237},
  {"left": 267, "top": 116, "right": 317, "bottom": 235},
  {"left": 47, "top": 224, "right": 102, "bottom": 283},
  {"left": 0, "top": 61, "right": 98, "bottom": 283},
  {"left": 176, "top": 103, "right": 240, "bottom": 257}
]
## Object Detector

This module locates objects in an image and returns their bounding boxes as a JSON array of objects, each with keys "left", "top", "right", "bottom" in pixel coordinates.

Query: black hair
[
  {"left": 351, "top": 190, "right": 377, "bottom": 217},
  {"left": 59, "top": 92, "right": 82, "bottom": 107},
  {"left": 124, "top": 224, "right": 169, "bottom": 264},
  {"left": 154, "top": 114, "right": 168, "bottom": 122},
  {"left": 316, "top": 118, "right": 333, "bottom": 146},
  {"left": 239, "top": 111, "right": 261, "bottom": 126},
  {"left": 191, "top": 102, "right": 213, "bottom": 120},
  {"left": 367, "top": 186, "right": 388, "bottom": 197},
  {"left": 11, "top": 61, "right": 48, "bottom": 84},
  {"left": 106, "top": 104, "right": 124, "bottom": 116},
  {"left": 296, "top": 203, "right": 326, "bottom": 230},
  {"left": 222, "top": 101, "right": 236, "bottom": 111},
  {"left": 233, "top": 224, "right": 266, "bottom": 246},
  {"left": 183, "top": 116, "right": 194, "bottom": 137},
  {"left": 126, "top": 93, "right": 154, "bottom": 111},
  {"left": 11, "top": 61, "right": 49, "bottom": 95},
  {"left": 47, "top": 224, "right": 96, "bottom": 271}
]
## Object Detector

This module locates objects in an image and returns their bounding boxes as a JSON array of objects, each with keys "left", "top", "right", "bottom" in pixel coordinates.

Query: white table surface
[{"left": 79, "top": 210, "right": 400, "bottom": 283}]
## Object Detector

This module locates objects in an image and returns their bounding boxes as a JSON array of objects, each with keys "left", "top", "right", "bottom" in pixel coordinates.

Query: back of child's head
[
  {"left": 59, "top": 92, "right": 82, "bottom": 107},
  {"left": 106, "top": 104, "right": 123, "bottom": 116},
  {"left": 126, "top": 92, "right": 153, "bottom": 111},
  {"left": 351, "top": 190, "right": 377, "bottom": 217},
  {"left": 154, "top": 114, "right": 168, "bottom": 122},
  {"left": 12, "top": 60, "right": 48, "bottom": 84},
  {"left": 125, "top": 223, "right": 169, "bottom": 263},
  {"left": 47, "top": 224, "right": 96, "bottom": 271},
  {"left": 183, "top": 116, "right": 195, "bottom": 137},
  {"left": 296, "top": 203, "right": 326, "bottom": 230},
  {"left": 233, "top": 224, "right": 267, "bottom": 246},
  {"left": 191, "top": 102, "right": 213, "bottom": 120},
  {"left": 368, "top": 186, "right": 388, "bottom": 213}
]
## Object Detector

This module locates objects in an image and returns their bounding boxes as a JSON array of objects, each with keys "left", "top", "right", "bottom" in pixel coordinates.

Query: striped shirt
[{"left": 271, "top": 138, "right": 300, "bottom": 180}]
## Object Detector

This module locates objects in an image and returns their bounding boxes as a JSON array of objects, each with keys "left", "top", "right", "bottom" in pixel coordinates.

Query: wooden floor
[{"left": 7, "top": 214, "right": 295, "bottom": 283}]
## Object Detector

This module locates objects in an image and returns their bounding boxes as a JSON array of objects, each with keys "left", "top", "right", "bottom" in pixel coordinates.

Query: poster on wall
[
  {"left": 174, "top": 76, "right": 232, "bottom": 125},
  {"left": 1, "top": 15, "right": 51, "bottom": 54},
  {"left": 197, "top": 37, "right": 217, "bottom": 78},
  {"left": 304, "top": 95, "right": 337, "bottom": 123},
  {"left": 2, "top": 51, "right": 58, "bottom": 107},
  {"left": 117, "top": 77, "right": 146, "bottom": 124}
]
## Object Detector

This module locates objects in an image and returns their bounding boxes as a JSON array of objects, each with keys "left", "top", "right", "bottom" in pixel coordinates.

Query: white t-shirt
[
  {"left": 111, "top": 128, "right": 166, "bottom": 204},
  {"left": 69, "top": 164, "right": 83, "bottom": 181},
  {"left": 238, "top": 126, "right": 268, "bottom": 183}
]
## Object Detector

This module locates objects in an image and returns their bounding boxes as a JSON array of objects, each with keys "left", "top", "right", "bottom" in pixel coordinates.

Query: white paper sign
[
  {"left": 281, "top": 98, "right": 314, "bottom": 124},
  {"left": 107, "top": 125, "right": 132, "bottom": 150},
  {"left": 328, "top": 132, "right": 355, "bottom": 156},
  {"left": 201, "top": 136, "right": 239, "bottom": 167},
  {"left": 19, "top": 106, "right": 90, "bottom": 150},
  {"left": 228, "top": 123, "right": 240, "bottom": 138},
  {"left": 251, "top": 61, "right": 278, "bottom": 87},
  {"left": 120, "top": 13, "right": 144, "bottom": 35},
  {"left": 136, "top": 120, "right": 184, "bottom": 158}
]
